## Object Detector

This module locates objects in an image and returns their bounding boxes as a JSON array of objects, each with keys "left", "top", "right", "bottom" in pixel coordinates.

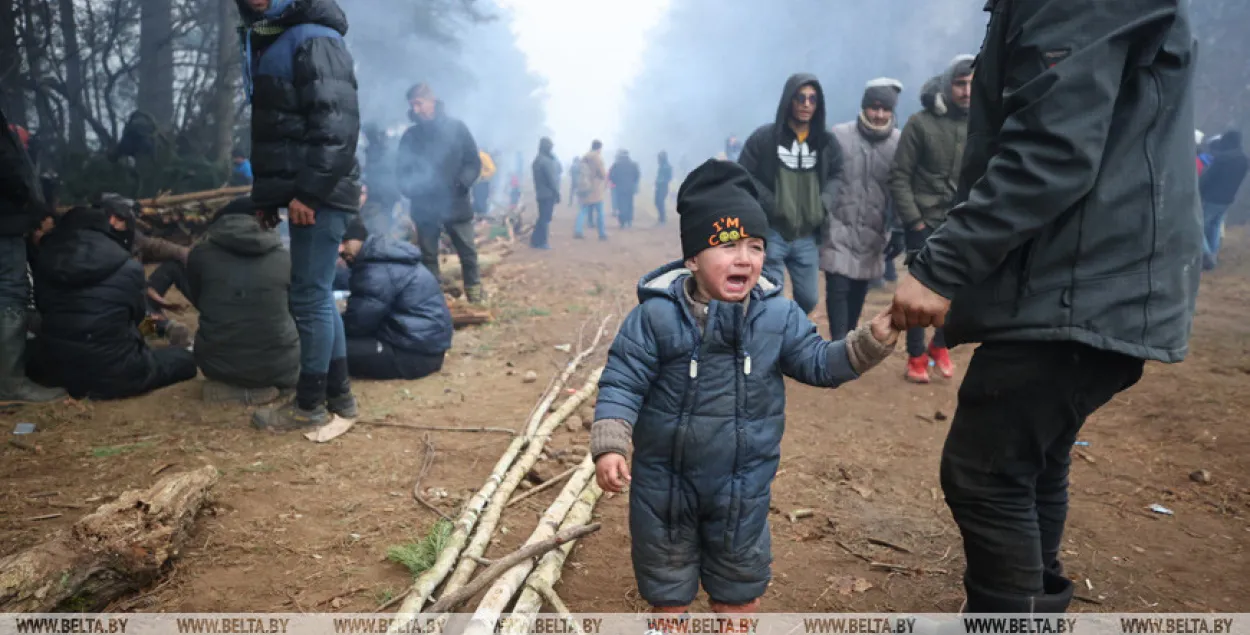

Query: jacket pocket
[{"left": 722, "top": 478, "right": 742, "bottom": 552}]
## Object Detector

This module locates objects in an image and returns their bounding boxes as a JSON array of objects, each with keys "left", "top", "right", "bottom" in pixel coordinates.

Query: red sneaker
[
  {"left": 929, "top": 345, "right": 955, "bottom": 378},
  {"left": 905, "top": 356, "right": 931, "bottom": 384}
]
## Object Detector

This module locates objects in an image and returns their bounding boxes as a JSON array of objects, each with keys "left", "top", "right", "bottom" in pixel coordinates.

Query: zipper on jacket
[
  {"left": 669, "top": 296, "right": 705, "bottom": 542},
  {"left": 725, "top": 313, "right": 751, "bottom": 551}
]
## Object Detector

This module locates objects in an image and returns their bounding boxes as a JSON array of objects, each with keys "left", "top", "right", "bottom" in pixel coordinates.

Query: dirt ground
[{"left": 2, "top": 196, "right": 1248, "bottom": 614}]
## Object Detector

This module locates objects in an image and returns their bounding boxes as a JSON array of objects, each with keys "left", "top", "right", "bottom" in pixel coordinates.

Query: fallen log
[
  {"left": 0, "top": 466, "right": 219, "bottom": 612},
  {"left": 504, "top": 481, "right": 603, "bottom": 633},
  {"left": 450, "top": 303, "right": 493, "bottom": 328},
  {"left": 437, "top": 369, "right": 603, "bottom": 601},
  {"left": 463, "top": 455, "right": 596, "bottom": 634}
]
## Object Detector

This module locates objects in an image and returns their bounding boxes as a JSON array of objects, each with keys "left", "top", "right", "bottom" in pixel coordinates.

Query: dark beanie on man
[
  {"left": 862, "top": 77, "right": 903, "bottom": 111},
  {"left": 676, "top": 160, "right": 770, "bottom": 261},
  {"left": 344, "top": 218, "right": 368, "bottom": 243}
]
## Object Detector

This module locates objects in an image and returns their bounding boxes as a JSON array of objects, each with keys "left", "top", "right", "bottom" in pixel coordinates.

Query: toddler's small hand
[
  {"left": 595, "top": 453, "right": 631, "bottom": 493},
  {"left": 869, "top": 308, "right": 900, "bottom": 347}
]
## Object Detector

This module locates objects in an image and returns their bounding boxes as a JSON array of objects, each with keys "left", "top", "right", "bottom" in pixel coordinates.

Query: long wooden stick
[
  {"left": 523, "top": 315, "right": 612, "bottom": 438},
  {"left": 506, "top": 464, "right": 580, "bottom": 508},
  {"left": 139, "top": 185, "right": 251, "bottom": 207},
  {"left": 534, "top": 584, "right": 584, "bottom": 635},
  {"left": 423, "top": 522, "right": 600, "bottom": 615},
  {"left": 502, "top": 481, "right": 603, "bottom": 635},
  {"left": 437, "top": 368, "right": 603, "bottom": 601},
  {"left": 390, "top": 435, "right": 527, "bottom": 617},
  {"left": 463, "top": 456, "right": 596, "bottom": 635},
  {"left": 358, "top": 421, "right": 516, "bottom": 435}
]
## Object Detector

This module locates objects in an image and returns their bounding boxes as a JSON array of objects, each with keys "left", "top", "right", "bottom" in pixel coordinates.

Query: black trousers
[
  {"left": 941, "top": 341, "right": 1143, "bottom": 611},
  {"left": 824, "top": 273, "right": 869, "bottom": 339},
  {"left": 532, "top": 199, "right": 555, "bottom": 248},
  {"left": 147, "top": 260, "right": 190, "bottom": 313},
  {"left": 415, "top": 218, "right": 479, "bottom": 287},
  {"left": 654, "top": 183, "right": 669, "bottom": 224},
  {"left": 346, "top": 338, "right": 444, "bottom": 380}
]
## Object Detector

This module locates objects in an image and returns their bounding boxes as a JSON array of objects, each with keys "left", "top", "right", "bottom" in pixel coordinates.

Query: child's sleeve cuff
[
  {"left": 590, "top": 418, "right": 633, "bottom": 459},
  {"left": 844, "top": 323, "right": 896, "bottom": 374}
]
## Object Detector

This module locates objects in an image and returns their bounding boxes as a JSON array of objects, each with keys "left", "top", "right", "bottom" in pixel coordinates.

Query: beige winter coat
[
  {"left": 820, "top": 120, "right": 900, "bottom": 280},
  {"left": 578, "top": 150, "right": 607, "bottom": 204}
]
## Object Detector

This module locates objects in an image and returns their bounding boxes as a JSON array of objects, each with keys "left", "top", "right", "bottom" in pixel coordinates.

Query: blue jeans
[
  {"left": 763, "top": 230, "right": 819, "bottom": 314},
  {"left": 289, "top": 210, "right": 349, "bottom": 375},
  {"left": 0, "top": 236, "right": 28, "bottom": 313},
  {"left": 575, "top": 202, "right": 606, "bottom": 239},
  {"left": 1202, "top": 200, "right": 1230, "bottom": 267}
]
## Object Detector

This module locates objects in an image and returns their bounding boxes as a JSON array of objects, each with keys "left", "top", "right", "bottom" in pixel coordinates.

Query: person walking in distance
[
  {"left": 531, "top": 136, "right": 561, "bottom": 250},
  {"left": 237, "top": 0, "right": 362, "bottom": 431},
  {"left": 888, "top": 55, "right": 973, "bottom": 383},
  {"left": 655, "top": 151, "right": 673, "bottom": 225},
  {"left": 891, "top": 0, "right": 1200, "bottom": 613},
  {"left": 575, "top": 140, "right": 608, "bottom": 241},
  {"left": 739, "top": 74, "right": 844, "bottom": 315},
  {"left": 820, "top": 78, "right": 904, "bottom": 341},
  {"left": 395, "top": 83, "right": 485, "bottom": 304},
  {"left": 609, "top": 150, "right": 641, "bottom": 229},
  {"left": 1198, "top": 130, "right": 1248, "bottom": 270}
]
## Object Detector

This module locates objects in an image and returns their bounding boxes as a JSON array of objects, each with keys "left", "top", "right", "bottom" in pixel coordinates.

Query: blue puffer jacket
[
  {"left": 596, "top": 261, "right": 858, "bottom": 596},
  {"left": 343, "top": 237, "right": 452, "bottom": 356}
]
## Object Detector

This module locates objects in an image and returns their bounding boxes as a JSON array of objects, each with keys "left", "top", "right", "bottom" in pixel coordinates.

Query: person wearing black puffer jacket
[
  {"left": 339, "top": 222, "right": 452, "bottom": 380},
  {"left": 236, "top": 0, "right": 362, "bottom": 432},
  {"left": 30, "top": 207, "right": 197, "bottom": 400},
  {"left": 396, "top": 82, "right": 484, "bottom": 304}
]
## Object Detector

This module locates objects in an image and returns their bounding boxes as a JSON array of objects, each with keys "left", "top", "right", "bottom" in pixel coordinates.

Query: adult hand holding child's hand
[
  {"left": 595, "top": 454, "right": 631, "bottom": 493},
  {"left": 869, "top": 307, "right": 900, "bottom": 347}
]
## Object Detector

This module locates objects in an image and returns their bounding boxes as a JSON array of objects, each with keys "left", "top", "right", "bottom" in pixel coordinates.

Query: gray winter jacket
[
  {"left": 910, "top": 0, "right": 1202, "bottom": 363},
  {"left": 188, "top": 213, "right": 299, "bottom": 389},
  {"left": 820, "top": 120, "right": 900, "bottom": 280}
]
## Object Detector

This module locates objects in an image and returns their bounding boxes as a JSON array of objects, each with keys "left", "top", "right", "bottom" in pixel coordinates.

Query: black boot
[
  {"left": 0, "top": 309, "right": 65, "bottom": 403},
  {"left": 964, "top": 572, "right": 1074, "bottom": 614},
  {"left": 251, "top": 372, "right": 329, "bottom": 432},
  {"left": 325, "top": 357, "right": 358, "bottom": 418}
]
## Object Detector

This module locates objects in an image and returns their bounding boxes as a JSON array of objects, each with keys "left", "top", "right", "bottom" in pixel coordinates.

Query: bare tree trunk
[
  {"left": 138, "top": 0, "right": 175, "bottom": 126},
  {"left": 0, "top": 0, "right": 26, "bottom": 124},
  {"left": 20, "top": 0, "right": 57, "bottom": 141},
  {"left": 209, "top": 0, "right": 238, "bottom": 162},
  {"left": 58, "top": 0, "right": 86, "bottom": 152}
]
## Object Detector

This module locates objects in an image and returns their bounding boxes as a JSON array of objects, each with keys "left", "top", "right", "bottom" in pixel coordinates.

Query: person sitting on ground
[
  {"left": 591, "top": 160, "right": 899, "bottom": 617},
  {"left": 186, "top": 197, "right": 299, "bottom": 405},
  {"left": 340, "top": 220, "right": 453, "bottom": 380},
  {"left": 97, "top": 193, "right": 194, "bottom": 346},
  {"left": 31, "top": 206, "right": 197, "bottom": 399}
]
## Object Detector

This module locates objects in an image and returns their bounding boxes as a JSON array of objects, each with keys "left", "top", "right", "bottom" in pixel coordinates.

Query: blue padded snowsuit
[{"left": 595, "top": 261, "right": 860, "bottom": 606}]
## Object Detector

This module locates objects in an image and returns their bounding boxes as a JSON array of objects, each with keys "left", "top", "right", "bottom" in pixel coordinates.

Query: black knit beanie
[
  {"left": 676, "top": 160, "right": 770, "bottom": 261},
  {"left": 343, "top": 218, "right": 368, "bottom": 243}
]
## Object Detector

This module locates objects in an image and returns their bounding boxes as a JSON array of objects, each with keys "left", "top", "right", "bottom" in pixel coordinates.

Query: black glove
[
  {"left": 904, "top": 224, "right": 932, "bottom": 254},
  {"left": 884, "top": 230, "right": 905, "bottom": 260}
]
